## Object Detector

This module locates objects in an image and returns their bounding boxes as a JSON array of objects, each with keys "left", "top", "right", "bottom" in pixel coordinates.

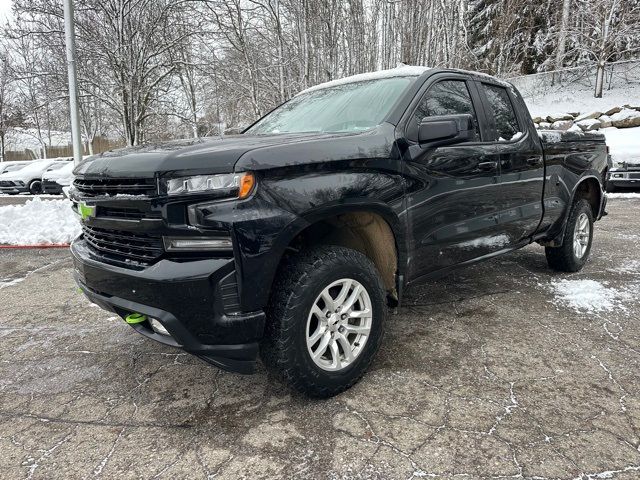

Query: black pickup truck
[{"left": 71, "top": 66, "right": 608, "bottom": 397}]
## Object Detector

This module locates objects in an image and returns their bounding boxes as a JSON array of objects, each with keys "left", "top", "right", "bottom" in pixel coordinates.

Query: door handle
[
  {"left": 478, "top": 161, "right": 498, "bottom": 171},
  {"left": 526, "top": 157, "right": 542, "bottom": 166}
]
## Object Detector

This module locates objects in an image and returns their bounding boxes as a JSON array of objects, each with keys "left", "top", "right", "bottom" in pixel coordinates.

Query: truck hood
[{"left": 73, "top": 127, "right": 394, "bottom": 178}]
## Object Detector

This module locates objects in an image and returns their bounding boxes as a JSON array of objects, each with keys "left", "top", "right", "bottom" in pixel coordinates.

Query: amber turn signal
[{"left": 239, "top": 172, "right": 255, "bottom": 199}]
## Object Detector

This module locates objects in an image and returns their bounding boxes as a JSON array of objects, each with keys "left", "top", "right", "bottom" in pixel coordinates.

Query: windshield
[
  {"left": 46, "top": 162, "right": 68, "bottom": 172},
  {"left": 246, "top": 77, "right": 414, "bottom": 135},
  {"left": 2, "top": 164, "right": 26, "bottom": 173}
]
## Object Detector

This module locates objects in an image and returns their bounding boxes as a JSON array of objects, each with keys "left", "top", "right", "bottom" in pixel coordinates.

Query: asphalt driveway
[{"left": 1, "top": 198, "right": 639, "bottom": 479}]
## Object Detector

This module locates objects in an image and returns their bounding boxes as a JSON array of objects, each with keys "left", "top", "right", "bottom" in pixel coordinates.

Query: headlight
[{"left": 165, "top": 172, "right": 255, "bottom": 198}]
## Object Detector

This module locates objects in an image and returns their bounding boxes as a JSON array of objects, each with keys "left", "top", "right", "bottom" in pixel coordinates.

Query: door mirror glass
[{"left": 418, "top": 114, "right": 475, "bottom": 147}]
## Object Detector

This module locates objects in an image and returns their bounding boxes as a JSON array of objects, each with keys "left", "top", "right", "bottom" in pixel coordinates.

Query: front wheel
[
  {"left": 28, "top": 180, "right": 42, "bottom": 195},
  {"left": 545, "top": 199, "right": 594, "bottom": 272},
  {"left": 261, "top": 245, "right": 387, "bottom": 398}
]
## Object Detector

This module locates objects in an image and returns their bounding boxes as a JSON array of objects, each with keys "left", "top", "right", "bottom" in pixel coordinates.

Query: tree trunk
[
  {"left": 594, "top": 60, "right": 605, "bottom": 98},
  {"left": 553, "top": 0, "right": 572, "bottom": 84}
]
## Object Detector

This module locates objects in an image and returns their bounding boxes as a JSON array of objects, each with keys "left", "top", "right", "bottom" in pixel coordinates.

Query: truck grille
[
  {"left": 82, "top": 225, "right": 163, "bottom": 267},
  {"left": 96, "top": 206, "right": 156, "bottom": 220},
  {"left": 73, "top": 178, "right": 156, "bottom": 196}
]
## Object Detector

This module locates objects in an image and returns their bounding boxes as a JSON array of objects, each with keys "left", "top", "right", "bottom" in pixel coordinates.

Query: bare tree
[
  {"left": 2, "top": 0, "right": 639, "bottom": 156},
  {"left": 0, "top": 53, "right": 14, "bottom": 161}
]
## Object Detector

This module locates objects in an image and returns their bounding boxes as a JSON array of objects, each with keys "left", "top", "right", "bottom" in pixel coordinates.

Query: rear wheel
[
  {"left": 545, "top": 199, "right": 594, "bottom": 272},
  {"left": 28, "top": 180, "right": 42, "bottom": 195},
  {"left": 261, "top": 245, "right": 387, "bottom": 398}
]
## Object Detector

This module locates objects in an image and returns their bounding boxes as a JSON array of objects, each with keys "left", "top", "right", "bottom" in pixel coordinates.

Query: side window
[
  {"left": 482, "top": 84, "right": 520, "bottom": 141},
  {"left": 412, "top": 80, "right": 480, "bottom": 140}
]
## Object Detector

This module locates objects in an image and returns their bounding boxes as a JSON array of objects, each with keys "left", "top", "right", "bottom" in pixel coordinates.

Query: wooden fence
[{"left": 4, "top": 136, "right": 126, "bottom": 161}]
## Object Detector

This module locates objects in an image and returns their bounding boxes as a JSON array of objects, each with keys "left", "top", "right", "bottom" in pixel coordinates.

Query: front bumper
[
  {"left": 0, "top": 185, "right": 27, "bottom": 194},
  {"left": 608, "top": 170, "right": 640, "bottom": 188},
  {"left": 42, "top": 180, "right": 64, "bottom": 194},
  {"left": 71, "top": 239, "right": 265, "bottom": 373}
]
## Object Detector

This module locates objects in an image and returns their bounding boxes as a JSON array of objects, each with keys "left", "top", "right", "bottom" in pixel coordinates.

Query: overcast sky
[{"left": 0, "top": 0, "right": 12, "bottom": 22}]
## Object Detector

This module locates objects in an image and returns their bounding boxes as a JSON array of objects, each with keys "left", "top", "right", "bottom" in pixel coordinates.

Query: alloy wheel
[
  {"left": 573, "top": 212, "right": 590, "bottom": 259},
  {"left": 306, "top": 278, "right": 373, "bottom": 372}
]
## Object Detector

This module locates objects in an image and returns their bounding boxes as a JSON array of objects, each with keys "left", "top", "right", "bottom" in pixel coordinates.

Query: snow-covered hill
[
  {"left": 520, "top": 80, "right": 640, "bottom": 166},
  {"left": 522, "top": 83, "right": 640, "bottom": 118}
]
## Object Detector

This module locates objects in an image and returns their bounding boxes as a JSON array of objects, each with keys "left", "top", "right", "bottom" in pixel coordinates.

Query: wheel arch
[
  {"left": 539, "top": 174, "right": 604, "bottom": 247},
  {"left": 278, "top": 201, "right": 407, "bottom": 306},
  {"left": 572, "top": 175, "right": 603, "bottom": 219}
]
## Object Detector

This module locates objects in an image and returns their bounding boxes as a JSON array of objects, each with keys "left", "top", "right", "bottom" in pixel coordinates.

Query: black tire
[
  {"left": 261, "top": 245, "right": 387, "bottom": 398},
  {"left": 545, "top": 199, "right": 594, "bottom": 272},
  {"left": 605, "top": 181, "right": 616, "bottom": 193},
  {"left": 28, "top": 180, "right": 42, "bottom": 195}
]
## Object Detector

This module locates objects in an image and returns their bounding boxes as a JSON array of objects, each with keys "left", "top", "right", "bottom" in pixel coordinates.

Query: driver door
[{"left": 401, "top": 76, "right": 505, "bottom": 282}]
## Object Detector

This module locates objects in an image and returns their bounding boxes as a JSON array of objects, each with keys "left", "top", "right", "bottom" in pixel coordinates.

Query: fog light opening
[{"left": 149, "top": 317, "right": 170, "bottom": 336}]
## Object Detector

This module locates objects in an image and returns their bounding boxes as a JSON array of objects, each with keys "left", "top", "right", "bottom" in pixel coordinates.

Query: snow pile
[
  {"left": 550, "top": 279, "right": 627, "bottom": 313},
  {"left": 0, "top": 198, "right": 80, "bottom": 245},
  {"left": 601, "top": 127, "right": 640, "bottom": 166},
  {"left": 610, "top": 108, "right": 640, "bottom": 124}
]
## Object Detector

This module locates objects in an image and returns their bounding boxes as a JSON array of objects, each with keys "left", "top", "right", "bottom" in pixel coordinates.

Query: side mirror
[{"left": 417, "top": 114, "right": 475, "bottom": 147}]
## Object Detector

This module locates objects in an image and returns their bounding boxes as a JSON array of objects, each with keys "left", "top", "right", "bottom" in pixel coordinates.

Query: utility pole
[{"left": 63, "top": 0, "right": 83, "bottom": 165}]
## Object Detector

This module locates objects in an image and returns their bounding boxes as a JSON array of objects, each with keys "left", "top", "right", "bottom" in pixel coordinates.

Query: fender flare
[
  {"left": 276, "top": 198, "right": 409, "bottom": 294},
  {"left": 541, "top": 173, "right": 604, "bottom": 247}
]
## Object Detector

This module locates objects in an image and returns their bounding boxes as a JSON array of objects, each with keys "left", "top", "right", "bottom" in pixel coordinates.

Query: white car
[
  {"left": 42, "top": 161, "right": 75, "bottom": 194},
  {"left": 0, "top": 161, "right": 30, "bottom": 175},
  {"left": 0, "top": 159, "right": 59, "bottom": 194}
]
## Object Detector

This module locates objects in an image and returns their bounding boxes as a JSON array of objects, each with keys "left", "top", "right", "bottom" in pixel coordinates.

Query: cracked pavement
[{"left": 1, "top": 197, "right": 640, "bottom": 479}]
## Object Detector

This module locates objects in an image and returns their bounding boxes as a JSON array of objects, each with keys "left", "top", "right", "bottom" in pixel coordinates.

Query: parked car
[
  {"left": 42, "top": 160, "right": 75, "bottom": 194},
  {"left": 0, "top": 159, "right": 59, "bottom": 194},
  {"left": 70, "top": 66, "right": 608, "bottom": 397},
  {"left": 0, "top": 161, "right": 30, "bottom": 176},
  {"left": 607, "top": 161, "right": 640, "bottom": 191}
]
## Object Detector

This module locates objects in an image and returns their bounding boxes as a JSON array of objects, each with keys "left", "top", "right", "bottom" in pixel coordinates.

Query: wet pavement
[{"left": 1, "top": 198, "right": 639, "bottom": 479}]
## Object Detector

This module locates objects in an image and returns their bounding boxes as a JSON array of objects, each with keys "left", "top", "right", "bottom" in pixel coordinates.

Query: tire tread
[
  {"left": 545, "top": 198, "right": 593, "bottom": 272},
  {"left": 261, "top": 245, "right": 386, "bottom": 398}
]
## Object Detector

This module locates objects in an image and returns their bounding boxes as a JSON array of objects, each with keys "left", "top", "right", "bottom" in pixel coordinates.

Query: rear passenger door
[
  {"left": 476, "top": 82, "right": 545, "bottom": 245},
  {"left": 401, "top": 75, "right": 505, "bottom": 281}
]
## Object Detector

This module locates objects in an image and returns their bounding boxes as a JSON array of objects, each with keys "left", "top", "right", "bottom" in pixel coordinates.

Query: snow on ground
[
  {"left": 0, "top": 198, "right": 80, "bottom": 245},
  {"left": 609, "top": 260, "right": 640, "bottom": 275},
  {"left": 519, "top": 77, "right": 640, "bottom": 166},
  {"left": 520, "top": 81, "right": 640, "bottom": 118},
  {"left": 549, "top": 279, "right": 630, "bottom": 313},
  {"left": 607, "top": 192, "right": 640, "bottom": 199},
  {"left": 0, "top": 193, "right": 63, "bottom": 198}
]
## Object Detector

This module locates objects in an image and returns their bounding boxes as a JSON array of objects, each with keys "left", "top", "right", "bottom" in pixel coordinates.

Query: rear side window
[
  {"left": 412, "top": 80, "right": 480, "bottom": 140},
  {"left": 482, "top": 84, "right": 520, "bottom": 141}
]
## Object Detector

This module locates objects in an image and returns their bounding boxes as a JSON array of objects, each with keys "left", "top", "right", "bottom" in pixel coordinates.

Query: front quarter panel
[{"left": 193, "top": 162, "right": 408, "bottom": 312}]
